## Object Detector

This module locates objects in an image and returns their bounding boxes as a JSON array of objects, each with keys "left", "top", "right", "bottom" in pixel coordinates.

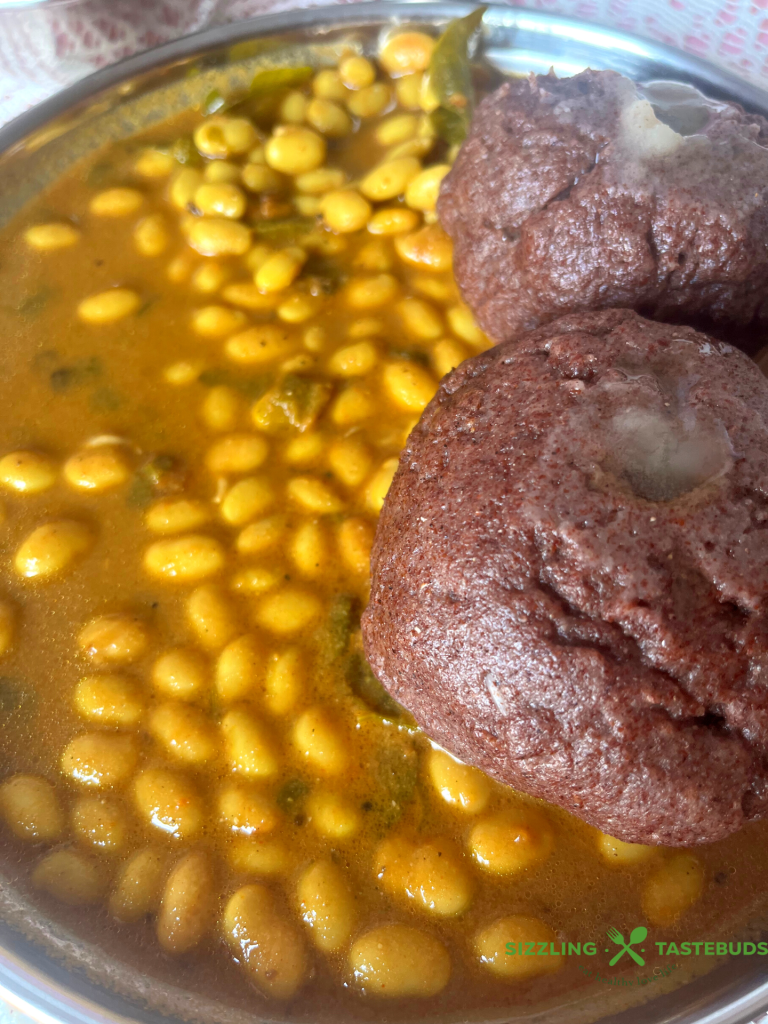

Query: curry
[{"left": 0, "top": 21, "right": 767, "bottom": 1022}]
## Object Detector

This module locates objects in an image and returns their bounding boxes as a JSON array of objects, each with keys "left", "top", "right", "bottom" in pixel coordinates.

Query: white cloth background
[
  {"left": 1, "top": 0, "right": 768, "bottom": 126},
  {"left": 0, "top": 0, "right": 766, "bottom": 1022}
]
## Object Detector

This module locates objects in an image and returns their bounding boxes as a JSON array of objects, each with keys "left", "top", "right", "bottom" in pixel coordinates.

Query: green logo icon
[{"left": 606, "top": 926, "right": 647, "bottom": 966}]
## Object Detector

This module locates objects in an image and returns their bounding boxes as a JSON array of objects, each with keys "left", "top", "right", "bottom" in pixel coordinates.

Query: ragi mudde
[
  {"left": 362, "top": 309, "right": 768, "bottom": 846},
  {"left": 438, "top": 70, "right": 768, "bottom": 347}
]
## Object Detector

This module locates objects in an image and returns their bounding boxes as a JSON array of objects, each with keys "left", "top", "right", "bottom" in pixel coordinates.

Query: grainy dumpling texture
[
  {"left": 438, "top": 70, "right": 768, "bottom": 346},
  {"left": 362, "top": 310, "right": 768, "bottom": 846}
]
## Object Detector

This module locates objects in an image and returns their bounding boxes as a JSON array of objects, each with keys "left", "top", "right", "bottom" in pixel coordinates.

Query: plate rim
[{"left": 1, "top": 0, "right": 768, "bottom": 161}]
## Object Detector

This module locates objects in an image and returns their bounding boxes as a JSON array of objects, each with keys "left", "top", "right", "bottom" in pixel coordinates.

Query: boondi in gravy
[{"left": 0, "top": 23, "right": 767, "bottom": 1020}]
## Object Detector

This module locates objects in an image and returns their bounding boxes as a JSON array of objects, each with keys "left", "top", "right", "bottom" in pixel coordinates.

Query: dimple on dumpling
[
  {"left": 438, "top": 70, "right": 768, "bottom": 350},
  {"left": 362, "top": 309, "right": 768, "bottom": 846}
]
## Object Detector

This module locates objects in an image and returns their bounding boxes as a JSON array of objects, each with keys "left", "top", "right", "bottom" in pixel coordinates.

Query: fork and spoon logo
[{"left": 606, "top": 925, "right": 648, "bottom": 966}]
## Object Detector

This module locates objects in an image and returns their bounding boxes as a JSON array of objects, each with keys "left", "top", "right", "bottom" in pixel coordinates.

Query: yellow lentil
[
  {"left": 379, "top": 31, "right": 435, "bottom": 76},
  {"left": 156, "top": 847, "right": 215, "bottom": 950},
  {"left": 359, "top": 157, "right": 421, "bottom": 201},
  {"left": 265, "top": 126, "right": 326, "bottom": 175},
  {"left": 306, "top": 98, "right": 352, "bottom": 137},
  {"left": 78, "top": 288, "right": 141, "bottom": 324},
  {"left": 90, "top": 188, "right": 143, "bottom": 217},
  {"left": 0, "top": 450, "right": 57, "bottom": 493},
  {"left": 25, "top": 222, "right": 80, "bottom": 250},
  {"left": 320, "top": 190, "right": 372, "bottom": 234}
]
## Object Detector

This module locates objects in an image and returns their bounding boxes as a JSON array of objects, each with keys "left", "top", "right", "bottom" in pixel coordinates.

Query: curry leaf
[
  {"left": 49, "top": 356, "right": 102, "bottom": 392},
  {"left": 315, "top": 594, "right": 357, "bottom": 670},
  {"left": 387, "top": 347, "right": 430, "bottom": 368},
  {"left": 303, "top": 255, "right": 347, "bottom": 295},
  {"left": 251, "top": 216, "right": 316, "bottom": 244},
  {"left": 17, "top": 286, "right": 53, "bottom": 319},
  {"left": 127, "top": 454, "right": 182, "bottom": 507},
  {"left": 250, "top": 66, "right": 314, "bottom": 96},
  {"left": 346, "top": 651, "right": 403, "bottom": 719},
  {"left": 85, "top": 161, "right": 114, "bottom": 187},
  {"left": 376, "top": 746, "right": 418, "bottom": 828},
  {"left": 90, "top": 387, "right": 123, "bottom": 413},
  {"left": 198, "top": 367, "right": 272, "bottom": 399},
  {"left": 203, "top": 88, "right": 228, "bottom": 116},
  {"left": 171, "top": 137, "right": 202, "bottom": 166},
  {"left": 429, "top": 7, "right": 486, "bottom": 144},
  {"left": 276, "top": 778, "right": 310, "bottom": 815},
  {"left": 0, "top": 677, "right": 35, "bottom": 720}
]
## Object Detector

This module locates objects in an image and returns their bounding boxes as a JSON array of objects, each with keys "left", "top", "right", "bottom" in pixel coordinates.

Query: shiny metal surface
[
  {"left": 0, "top": 0, "right": 79, "bottom": 8},
  {"left": 0, "top": 4, "right": 767, "bottom": 1024}
]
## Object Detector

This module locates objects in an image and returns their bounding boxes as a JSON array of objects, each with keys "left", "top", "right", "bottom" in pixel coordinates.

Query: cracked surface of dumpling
[
  {"left": 438, "top": 70, "right": 768, "bottom": 349},
  {"left": 362, "top": 309, "right": 768, "bottom": 846}
]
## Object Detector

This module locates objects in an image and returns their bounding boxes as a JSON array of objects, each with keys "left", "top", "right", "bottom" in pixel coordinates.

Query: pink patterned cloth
[
  {"left": 0, "top": 0, "right": 324, "bottom": 123},
  {"left": 512, "top": 0, "right": 768, "bottom": 82},
  {"left": 0, "top": 0, "right": 768, "bottom": 126}
]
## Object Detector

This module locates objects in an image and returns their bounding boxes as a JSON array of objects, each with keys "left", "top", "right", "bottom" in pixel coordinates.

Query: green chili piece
[{"left": 429, "top": 7, "right": 487, "bottom": 144}]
